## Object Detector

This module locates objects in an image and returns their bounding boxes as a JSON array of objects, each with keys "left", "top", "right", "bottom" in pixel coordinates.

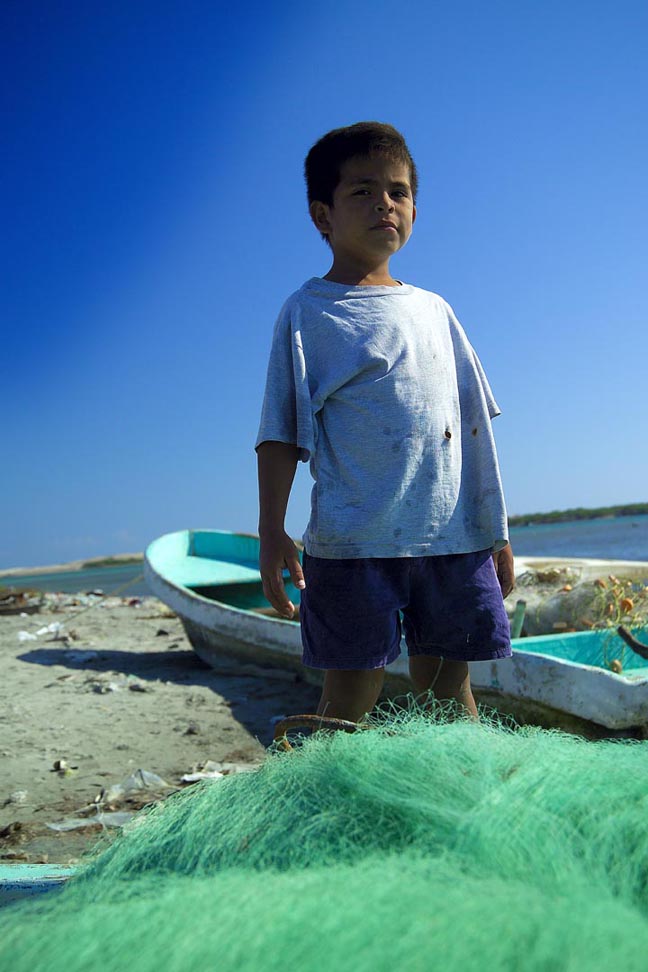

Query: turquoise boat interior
[
  {"left": 146, "top": 529, "right": 302, "bottom": 618},
  {"left": 518, "top": 628, "right": 648, "bottom": 674}
]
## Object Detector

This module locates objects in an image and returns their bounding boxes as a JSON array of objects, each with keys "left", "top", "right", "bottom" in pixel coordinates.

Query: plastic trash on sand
[
  {"left": 181, "top": 760, "right": 258, "bottom": 783},
  {"left": 46, "top": 812, "right": 134, "bottom": 832},
  {"left": 37, "top": 622, "right": 66, "bottom": 638},
  {"left": 102, "top": 769, "right": 173, "bottom": 805},
  {"left": 3, "top": 791, "right": 28, "bottom": 806},
  {"left": 18, "top": 622, "right": 67, "bottom": 643},
  {"left": 181, "top": 761, "right": 225, "bottom": 783}
]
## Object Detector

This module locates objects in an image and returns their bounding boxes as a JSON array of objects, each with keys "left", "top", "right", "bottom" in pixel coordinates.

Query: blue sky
[{"left": 2, "top": 0, "right": 647, "bottom": 569}]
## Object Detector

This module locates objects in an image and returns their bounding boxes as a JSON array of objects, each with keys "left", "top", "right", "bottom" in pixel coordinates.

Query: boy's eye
[{"left": 352, "top": 189, "right": 370, "bottom": 195}]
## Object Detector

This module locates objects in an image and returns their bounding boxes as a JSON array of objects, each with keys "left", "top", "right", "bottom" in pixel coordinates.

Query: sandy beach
[
  {"left": 2, "top": 554, "right": 647, "bottom": 868},
  {"left": 0, "top": 593, "right": 319, "bottom": 866}
]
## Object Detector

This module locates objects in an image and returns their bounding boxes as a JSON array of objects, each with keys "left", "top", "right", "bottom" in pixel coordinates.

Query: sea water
[
  {"left": 2, "top": 515, "right": 647, "bottom": 595},
  {"left": 509, "top": 513, "right": 648, "bottom": 561},
  {"left": 0, "top": 562, "right": 151, "bottom": 597}
]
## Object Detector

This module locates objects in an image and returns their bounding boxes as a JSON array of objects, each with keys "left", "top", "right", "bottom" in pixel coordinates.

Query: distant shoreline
[
  {"left": 0, "top": 553, "right": 143, "bottom": 579},
  {"left": 1, "top": 504, "right": 646, "bottom": 577},
  {"left": 508, "top": 503, "right": 647, "bottom": 528}
]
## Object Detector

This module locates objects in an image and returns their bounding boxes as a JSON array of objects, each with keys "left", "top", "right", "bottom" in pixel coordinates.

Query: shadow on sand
[{"left": 18, "top": 647, "right": 320, "bottom": 746}]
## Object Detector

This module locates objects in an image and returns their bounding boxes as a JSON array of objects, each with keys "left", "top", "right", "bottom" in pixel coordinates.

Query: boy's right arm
[{"left": 256, "top": 440, "right": 305, "bottom": 618}]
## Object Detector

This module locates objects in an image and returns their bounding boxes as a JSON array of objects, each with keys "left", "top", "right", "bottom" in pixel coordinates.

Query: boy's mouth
[{"left": 371, "top": 221, "right": 398, "bottom": 231}]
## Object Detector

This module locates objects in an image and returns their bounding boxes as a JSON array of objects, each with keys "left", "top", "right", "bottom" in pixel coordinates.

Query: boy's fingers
[
  {"left": 262, "top": 569, "right": 295, "bottom": 618},
  {"left": 287, "top": 556, "right": 306, "bottom": 590},
  {"left": 492, "top": 546, "right": 515, "bottom": 599},
  {"left": 500, "top": 575, "right": 514, "bottom": 598}
]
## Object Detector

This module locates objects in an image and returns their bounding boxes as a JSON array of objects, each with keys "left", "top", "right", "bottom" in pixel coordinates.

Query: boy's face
[{"left": 310, "top": 155, "right": 416, "bottom": 265}]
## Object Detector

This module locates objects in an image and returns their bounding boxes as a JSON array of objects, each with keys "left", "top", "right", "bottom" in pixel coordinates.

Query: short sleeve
[
  {"left": 442, "top": 298, "right": 501, "bottom": 419},
  {"left": 255, "top": 304, "right": 315, "bottom": 462},
  {"left": 470, "top": 347, "right": 501, "bottom": 419}
]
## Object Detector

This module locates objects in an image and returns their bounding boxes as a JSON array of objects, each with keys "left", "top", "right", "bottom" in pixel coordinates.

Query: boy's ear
[
  {"left": 309, "top": 200, "right": 331, "bottom": 237},
  {"left": 412, "top": 204, "right": 417, "bottom": 226}
]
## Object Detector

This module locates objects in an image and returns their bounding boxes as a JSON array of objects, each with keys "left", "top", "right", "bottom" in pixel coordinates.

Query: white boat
[{"left": 144, "top": 530, "right": 648, "bottom": 734}]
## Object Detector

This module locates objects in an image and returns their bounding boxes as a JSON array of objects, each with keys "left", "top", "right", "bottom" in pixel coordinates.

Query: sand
[
  {"left": 2, "top": 554, "right": 647, "bottom": 868},
  {"left": 0, "top": 594, "right": 319, "bottom": 866}
]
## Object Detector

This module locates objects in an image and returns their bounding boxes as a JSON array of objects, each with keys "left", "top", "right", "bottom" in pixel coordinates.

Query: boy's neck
[{"left": 323, "top": 256, "right": 401, "bottom": 287}]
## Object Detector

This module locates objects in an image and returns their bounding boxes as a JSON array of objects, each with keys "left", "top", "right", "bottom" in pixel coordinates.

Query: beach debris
[
  {"left": 46, "top": 812, "right": 134, "bottom": 832},
  {"left": 0, "top": 588, "right": 43, "bottom": 615},
  {"left": 184, "top": 722, "right": 200, "bottom": 735},
  {"left": 156, "top": 628, "right": 169, "bottom": 637},
  {"left": 0, "top": 821, "right": 27, "bottom": 844},
  {"left": 100, "top": 769, "right": 173, "bottom": 806},
  {"left": 37, "top": 622, "right": 67, "bottom": 639},
  {"left": 609, "top": 659, "right": 623, "bottom": 674},
  {"left": 561, "top": 584, "right": 573, "bottom": 592},
  {"left": 620, "top": 597, "right": 634, "bottom": 614},
  {"left": 52, "top": 759, "right": 78, "bottom": 776},
  {"left": 181, "top": 761, "right": 225, "bottom": 783},
  {"left": 89, "top": 680, "right": 120, "bottom": 694},
  {"left": 2, "top": 791, "right": 28, "bottom": 807},
  {"left": 18, "top": 622, "right": 72, "bottom": 644},
  {"left": 180, "top": 759, "right": 257, "bottom": 784},
  {"left": 127, "top": 597, "right": 142, "bottom": 607},
  {"left": 86, "top": 674, "right": 144, "bottom": 693}
]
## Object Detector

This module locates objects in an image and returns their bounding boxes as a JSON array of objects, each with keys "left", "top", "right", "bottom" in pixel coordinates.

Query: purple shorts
[{"left": 300, "top": 549, "right": 511, "bottom": 670}]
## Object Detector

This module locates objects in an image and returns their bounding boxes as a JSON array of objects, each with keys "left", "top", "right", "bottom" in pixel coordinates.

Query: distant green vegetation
[
  {"left": 82, "top": 555, "right": 143, "bottom": 568},
  {"left": 509, "top": 503, "right": 648, "bottom": 527}
]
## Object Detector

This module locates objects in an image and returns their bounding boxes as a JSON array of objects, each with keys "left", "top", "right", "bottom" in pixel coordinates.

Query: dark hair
[{"left": 304, "top": 121, "right": 418, "bottom": 207}]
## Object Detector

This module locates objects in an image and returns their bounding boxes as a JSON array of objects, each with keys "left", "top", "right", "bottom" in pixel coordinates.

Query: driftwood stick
[{"left": 617, "top": 626, "right": 648, "bottom": 660}]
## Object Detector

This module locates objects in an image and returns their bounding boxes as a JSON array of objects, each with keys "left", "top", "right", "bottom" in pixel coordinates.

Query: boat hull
[{"left": 145, "top": 531, "right": 648, "bottom": 734}]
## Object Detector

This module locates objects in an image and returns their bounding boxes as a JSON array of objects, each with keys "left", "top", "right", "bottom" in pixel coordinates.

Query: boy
[{"left": 256, "top": 122, "right": 514, "bottom": 722}]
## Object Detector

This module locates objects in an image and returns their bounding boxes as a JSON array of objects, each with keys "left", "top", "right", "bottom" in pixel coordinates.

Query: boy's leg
[
  {"left": 408, "top": 656, "right": 478, "bottom": 719},
  {"left": 317, "top": 668, "right": 385, "bottom": 722}
]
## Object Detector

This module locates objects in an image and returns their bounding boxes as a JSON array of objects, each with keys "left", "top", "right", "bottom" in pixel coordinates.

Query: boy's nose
[{"left": 375, "top": 195, "right": 395, "bottom": 213}]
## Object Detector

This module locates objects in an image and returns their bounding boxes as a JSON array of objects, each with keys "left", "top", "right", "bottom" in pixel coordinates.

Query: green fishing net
[{"left": 2, "top": 701, "right": 648, "bottom": 971}]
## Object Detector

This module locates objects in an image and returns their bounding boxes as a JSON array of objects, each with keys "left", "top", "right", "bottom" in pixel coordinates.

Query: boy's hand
[
  {"left": 259, "top": 530, "right": 305, "bottom": 619},
  {"left": 492, "top": 544, "right": 515, "bottom": 599}
]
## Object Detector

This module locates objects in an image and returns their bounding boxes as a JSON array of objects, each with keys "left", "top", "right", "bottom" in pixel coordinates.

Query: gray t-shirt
[{"left": 256, "top": 277, "right": 509, "bottom": 558}]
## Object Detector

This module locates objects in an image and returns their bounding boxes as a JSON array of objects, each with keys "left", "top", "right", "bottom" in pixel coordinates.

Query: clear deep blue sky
[{"left": 2, "top": 1, "right": 647, "bottom": 569}]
